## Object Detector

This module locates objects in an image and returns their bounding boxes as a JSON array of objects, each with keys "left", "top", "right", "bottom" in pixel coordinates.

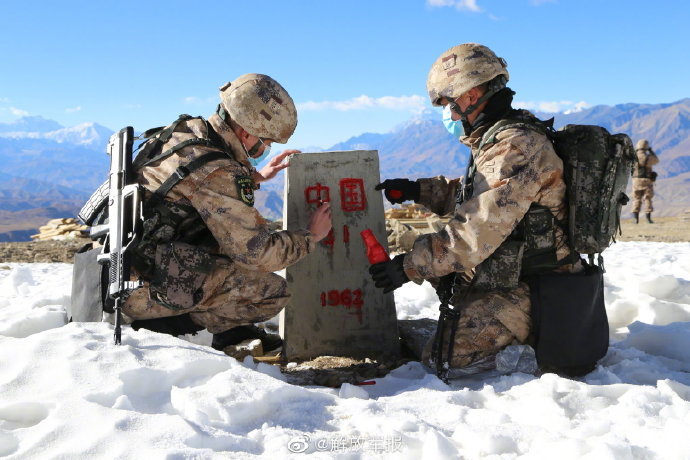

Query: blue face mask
[
  {"left": 244, "top": 139, "right": 272, "bottom": 167},
  {"left": 442, "top": 104, "right": 463, "bottom": 138}
]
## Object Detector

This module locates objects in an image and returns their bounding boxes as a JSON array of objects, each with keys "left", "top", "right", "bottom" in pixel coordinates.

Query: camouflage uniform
[
  {"left": 408, "top": 116, "right": 574, "bottom": 368},
  {"left": 123, "top": 114, "right": 315, "bottom": 333},
  {"left": 631, "top": 146, "right": 659, "bottom": 213}
]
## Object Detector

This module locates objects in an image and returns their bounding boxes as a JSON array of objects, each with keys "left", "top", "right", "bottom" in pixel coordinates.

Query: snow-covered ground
[{"left": 1, "top": 242, "right": 690, "bottom": 459}]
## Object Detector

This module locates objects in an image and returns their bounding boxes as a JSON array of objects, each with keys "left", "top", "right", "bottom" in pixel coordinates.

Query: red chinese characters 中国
[
  {"left": 305, "top": 182, "right": 330, "bottom": 204},
  {"left": 339, "top": 178, "right": 366, "bottom": 212}
]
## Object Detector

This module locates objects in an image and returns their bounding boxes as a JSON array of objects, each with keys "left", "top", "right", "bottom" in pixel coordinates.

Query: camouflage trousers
[
  {"left": 123, "top": 260, "right": 289, "bottom": 334},
  {"left": 631, "top": 178, "right": 654, "bottom": 213},
  {"left": 422, "top": 282, "right": 531, "bottom": 369}
]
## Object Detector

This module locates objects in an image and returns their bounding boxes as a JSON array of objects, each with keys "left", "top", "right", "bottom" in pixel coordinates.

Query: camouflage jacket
[
  {"left": 403, "top": 115, "right": 569, "bottom": 284},
  {"left": 136, "top": 113, "right": 316, "bottom": 273},
  {"left": 632, "top": 148, "right": 659, "bottom": 179}
]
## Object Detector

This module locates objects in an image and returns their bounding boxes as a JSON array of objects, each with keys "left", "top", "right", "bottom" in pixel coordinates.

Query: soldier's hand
[
  {"left": 368, "top": 254, "right": 409, "bottom": 293},
  {"left": 308, "top": 202, "right": 332, "bottom": 242},
  {"left": 256, "top": 150, "right": 300, "bottom": 182},
  {"left": 375, "top": 179, "right": 420, "bottom": 204}
]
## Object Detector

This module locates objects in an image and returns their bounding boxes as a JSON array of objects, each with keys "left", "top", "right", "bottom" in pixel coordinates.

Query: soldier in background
[
  {"left": 122, "top": 74, "right": 332, "bottom": 353},
  {"left": 372, "top": 43, "right": 582, "bottom": 375},
  {"left": 631, "top": 139, "right": 659, "bottom": 223}
]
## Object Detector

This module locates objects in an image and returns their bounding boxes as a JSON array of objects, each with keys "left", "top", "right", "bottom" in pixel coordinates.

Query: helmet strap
[
  {"left": 235, "top": 124, "right": 262, "bottom": 158},
  {"left": 245, "top": 140, "right": 262, "bottom": 158},
  {"left": 216, "top": 104, "right": 229, "bottom": 122},
  {"left": 449, "top": 75, "right": 508, "bottom": 120}
]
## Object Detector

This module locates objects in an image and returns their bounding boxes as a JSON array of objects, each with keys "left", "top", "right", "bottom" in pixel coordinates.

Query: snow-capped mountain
[{"left": 0, "top": 117, "right": 113, "bottom": 149}]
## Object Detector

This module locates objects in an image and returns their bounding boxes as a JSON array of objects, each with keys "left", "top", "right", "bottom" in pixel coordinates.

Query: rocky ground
[
  {"left": 617, "top": 215, "right": 690, "bottom": 243},
  {"left": 0, "top": 237, "right": 88, "bottom": 264}
]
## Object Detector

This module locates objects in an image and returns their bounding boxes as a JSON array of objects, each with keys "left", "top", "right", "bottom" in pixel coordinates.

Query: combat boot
[
  {"left": 632, "top": 212, "right": 639, "bottom": 224},
  {"left": 646, "top": 213, "right": 654, "bottom": 224},
  {"left": 212, "top": 325, "right": 283, "bottom": 352}
]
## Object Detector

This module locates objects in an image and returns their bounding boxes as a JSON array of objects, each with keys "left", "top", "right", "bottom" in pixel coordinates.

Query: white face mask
[{"left": 442, "top": 104, "right": 463, "bottom": 138}]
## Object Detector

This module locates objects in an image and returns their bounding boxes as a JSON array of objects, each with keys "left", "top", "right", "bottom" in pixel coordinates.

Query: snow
[{"left": 1, "top": 241, "right": 690, "bottom": 458}]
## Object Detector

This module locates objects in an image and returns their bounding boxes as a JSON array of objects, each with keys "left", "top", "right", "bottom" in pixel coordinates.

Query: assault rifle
[{"left": 93, "top": 127, "right": 143, "bottom": 344}]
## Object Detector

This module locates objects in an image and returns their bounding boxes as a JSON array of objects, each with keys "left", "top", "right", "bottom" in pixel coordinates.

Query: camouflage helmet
[
  {"left": 636, "top": 139, "right": 650, "bottom": 150},
  {"left": 427, "top": 43, "right": 509, "bottom": 106},
  {"left": 219, "top": 74, "right": 297, "bottom": 143}
]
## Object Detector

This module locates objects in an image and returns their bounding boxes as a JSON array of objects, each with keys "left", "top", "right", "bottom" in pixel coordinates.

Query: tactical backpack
[{"left": 553, "top": 124, "right": 636, "bottom": 260}]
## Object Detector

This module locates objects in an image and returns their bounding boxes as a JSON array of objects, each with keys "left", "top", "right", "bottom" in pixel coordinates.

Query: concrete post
[{"left": 280, "top": 150, "right": 399, "bottom": 360}]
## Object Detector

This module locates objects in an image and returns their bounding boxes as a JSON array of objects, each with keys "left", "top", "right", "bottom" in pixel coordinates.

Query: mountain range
[{"left": 1, "top": 99, "right": 688, "bottom": 241}]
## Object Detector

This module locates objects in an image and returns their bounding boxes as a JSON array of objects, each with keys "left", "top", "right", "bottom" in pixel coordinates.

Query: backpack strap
[
  {"left": 149, "top": 151, "right": 230, "bottom": 203},
  {"left": 478, "top": 119, "right": 522, "bottom": 150},
  {"left": 145, "top": 114, "right": 194, "bottom": 143},
  {"left": 478, "top": 117, "right": 553, "bottom": 152},
  {"left": 139, "top": 137, "right": 221, "bottom": 167},
  {"left": 133, "top": 115, "right": 227, "bottom": 169},
  {"left": 457, "top": 153, "right": 476, "bottom": 204}
]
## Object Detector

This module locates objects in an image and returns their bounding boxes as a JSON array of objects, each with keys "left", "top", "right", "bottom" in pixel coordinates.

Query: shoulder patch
[{"left": 236, "top": 176, "right": 255, "bottom": 207}]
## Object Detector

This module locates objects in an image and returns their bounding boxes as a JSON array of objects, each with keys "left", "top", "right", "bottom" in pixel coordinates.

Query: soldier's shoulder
[
  {"left": 189, "top": 154, "right": 251, "bottom": 187},
  {"left": 502, "top": 110, "right": 550, "bottom": 136},
  {"left": 493, "top": 116, "right": 552, "bottom": 150},
  {"left": 152, "top": 116, "right": 207, "bottom": 150},
  {"left": 168, "top": 116, "right": 214, "bottom": 142},
  {"left": 208, "top": 156, "right": 248, "bottom": 175}
]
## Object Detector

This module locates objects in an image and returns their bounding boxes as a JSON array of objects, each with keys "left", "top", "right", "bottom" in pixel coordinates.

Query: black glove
[
  {"left": 368, "top": 254, "right": 410, "bottom": 293},
  {"left": 375, "top": 179, "right": 420, "bottom": 204}
]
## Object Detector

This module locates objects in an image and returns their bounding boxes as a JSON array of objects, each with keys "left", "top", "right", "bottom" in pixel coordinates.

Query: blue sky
[{"left": 1, "top": 0, "right": 688, "bottom": 152}]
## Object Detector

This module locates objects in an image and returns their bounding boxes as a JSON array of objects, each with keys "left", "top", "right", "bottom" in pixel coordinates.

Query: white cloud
[
  {"left": 65, "top": 106, "right": 82, "bottom": 113},
  {"left": 514, "top": 100, "right": 591, "bottom": 113},
  {"left": 298, "top": 95, "right": 428, "bottom": 113},
  {"left": 10, "top": 107, "right": 29, "bottom": 117},
  {"left": 429, "top": 0, "right": 551, "bottom": 14},
  {"left": 426, "top": 0, "right": 482, "bottom": 12},
  {"left": 564, "top": 101, "right": 591, "bottom": 114},
  {"left": 183, "top": 96, "right": 216, "bottom": 105}
]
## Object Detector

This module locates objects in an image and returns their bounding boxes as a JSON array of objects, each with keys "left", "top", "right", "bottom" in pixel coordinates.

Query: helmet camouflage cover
[
  {"left": 636, "top": 139, "right": 650, "bottom": 150},
  {"left": 219, "top": 74, "right": 297, "bottom": 143},
  {"left": 427, "top": 43, "right": 509, "bottom": 106}
]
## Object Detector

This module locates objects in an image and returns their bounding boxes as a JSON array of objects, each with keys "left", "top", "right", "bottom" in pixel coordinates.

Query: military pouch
[
  {"left": 473, "top": 240, "right": 524, "bottom": 291},
  {"left": 69, "top": 244, "right": 109, "bottom": 322},
  {"left": 521, "top": 206, "right": 558, "bottom": 275},
  {"left": 150, "top": 242, "right": 216, "bottom": 311},
  {"left": 527, "top": 263, "right": 609, "bottom": 377}
]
